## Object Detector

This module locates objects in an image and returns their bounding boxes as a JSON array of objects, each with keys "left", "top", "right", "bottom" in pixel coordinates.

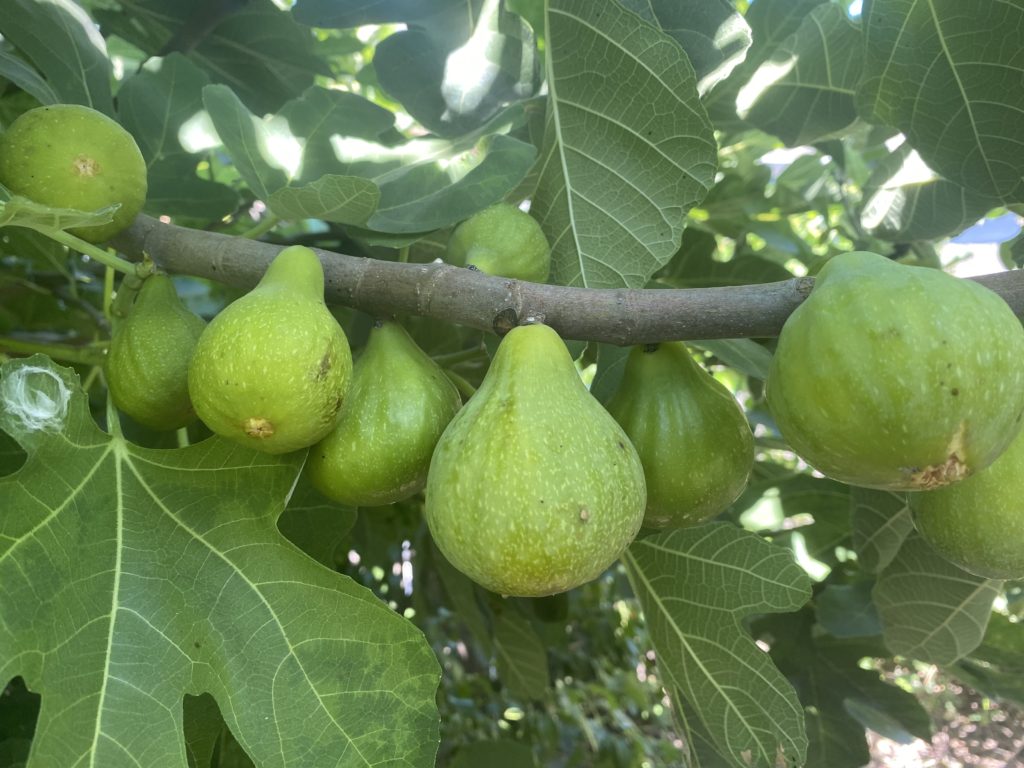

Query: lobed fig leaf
[
  {"left": 307, "top": 320, "right": 461, "bottom": 506},
  {"left": 606, "top": 342, "right": 754, "bottom": 528},
  {"left": 188, "top": 245, "right": 352, "bottom": 454},
  {"left": 767, "top": 251, "right": 1024, "bottom": 491},
  {"left": 425, "top": 323, "right": 646, "bottom": 597},
  {"left": 446, "top": 203, "right": 551, "bottom": 283},
  {"left": 0, "top": 104, "right": 146, "bottom": 242},
  {"left": 910, "top": 426, "right": 1024, "bottom": 579},
  {"left": 105, "top": 274, "right": 205, "bottom": 431}
]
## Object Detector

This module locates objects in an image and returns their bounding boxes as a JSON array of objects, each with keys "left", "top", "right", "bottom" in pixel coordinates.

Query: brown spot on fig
[
  {"left": 951, "top": 388, "right": 959, "bottom": 396},
  {"left": 315, "top": 350, "right": 332, "bottom": 380},
  {"left": 579, "top": 506, "right": 590, "bottom": 523},
  {"left": 244, "top": 417, "right": 275, "bottom": 439},
  {"left": 72, "top": 154, "right": 100, "bottom": 177},
  {"left": 907, "top": 423, "right": 968, "bottom": 489}
]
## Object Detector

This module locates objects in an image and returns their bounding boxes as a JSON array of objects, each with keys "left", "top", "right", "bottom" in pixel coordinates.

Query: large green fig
[
  {"left": 606, "top": 343, "right": 754, "bottom": 528},
  {"left": 105, "top": 274, "right": 205, "bottom": 431},
  {"left": 446, "top": 203, "right": 551, "bottom": 283},
  {"left": 767, "top": 251, "right": 1024, "bottom": 490},
  {"left": 0, "top": 104, "right": 147, "bottom": 242},
  {"left": 910, "top": 426, "right": 1024, "bottom": 579},
  {"left": 306, "top": 320, "right": 461, "bottom": 506},
  {"left": 188, "top": 245, "right": 352, "bottom": 454},
  {"left": 425, "top": 323, "right": 646, "bottom": 597}
]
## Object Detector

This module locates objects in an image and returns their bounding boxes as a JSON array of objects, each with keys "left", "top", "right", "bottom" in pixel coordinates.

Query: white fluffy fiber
[{"left": 1, "top": 365, "right": 71, "bottom": 433}]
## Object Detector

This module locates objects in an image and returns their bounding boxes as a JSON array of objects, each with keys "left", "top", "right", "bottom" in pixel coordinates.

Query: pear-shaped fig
[
  {"left": 306, "top": 320, "right": 461, "bottom": 506},
  {"left": 188, "top": 245, "right": 352, "bottom": 454},
  {"left": 446, "top": 203, "right": 550, "bottom": 283},
  {"left": 105, "top": 274, "right": 205, "bottom": 431},
  {"left": 0, "top": 104, "right": 147, "bottom": 242},
  {"left": 606, "top": 343, "right": 754, "bottom": 528},
  {"left": 767, "top": 251, "right": 1024, "bottom": 490},
  {"left": 910, "top": 426, "right": 1024, "bottom": 579},
  {"left": 425, "top": 323, "right": 646, "bottom": 597}
]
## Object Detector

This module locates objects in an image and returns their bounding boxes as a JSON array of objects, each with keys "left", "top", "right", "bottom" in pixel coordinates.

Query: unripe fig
[
  {"left": 767, "top": 251, "right": 1024, "bottom": 490},
  {"left": 188, "top": 245, "right": 352, "bottom": 454},
  {"left": 910, "top": 427, "right": 1024, "bottom": 579},
  {"left": 306, "top": 320, "right": 461, "bottom": 506},
  {"left": 446, "top": 203, "right": 551, "bottom": 283},
  {"left": 0, "top": 104, "right": 147, "bottom": 242},
  {"left": 425, "top": 323, "right": 646, "bottom": 597},
  {"left": 105, "top": 274, "right": 205, "bottom": 431},
  {"left": 606, "top": 343, "right": 754, "bottom": 528}
]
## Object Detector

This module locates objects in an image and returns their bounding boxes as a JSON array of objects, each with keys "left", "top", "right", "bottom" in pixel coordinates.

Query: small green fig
[
  {"left": 188, "top": 245, "right": 352, "bottom": 454},
  {"left": 910, "top": 426, "right": 1024, "bottom": 579},
  {"left": 0, "top": 104, "right": 147, "bottom": 242},
  {"left": 446, "top": 203, "right": 551, "bottom": 283},
  {"left": 306, "top": 320, "right": 461, "bottom": 506},
  {"left": 767, "top": 251, "right": 1024, "bottom": 491},
  {"left": 606, "top": 343, "right": 754, "bottom": 528},
  {"left": 105, "top": 274, "right": 205, "bottom": 431},
  {"left": 425, "top": 323, "right": 646, "bottom": 597}
]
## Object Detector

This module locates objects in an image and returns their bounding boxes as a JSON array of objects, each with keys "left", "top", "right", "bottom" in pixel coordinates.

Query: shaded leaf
[
  {"left": 268, "top": 175, "right": 379, "bottom": 226},
  {"left": 0, "top": 49, "right": 58, "bottom": 106},
  {"left": 874, "top": 531, "right": 1000, "bottom": 664},
  {"left": 619, "top": 0, "right": 751, "bottom": 96},
  {"left": 860, "top": 141, "right": 999, "bottom": 241},
  {"left": 0, "top": 356, "right": 439, "bottom": 767},
  {"left": 857, "top": 0, "right": 1024, "bottom": 201},
  {"left": 292, "top": 0, "right": 465, "bottom": 27},
  {"left": 738, "top": 3, "right": 863, "bottom": 146},
  {"left": 278, "top": 476, "right": 357, "bottom": 569},
  {"left": 817, "top": 582, "right": 882, "bottom": 638},
  {"left": 850, "top": 487, "right": 913, "bottom": 574},
  {"left": 532, "top": 0, "right": 717, "bottom": 289},
  {"left": 624, "top": 523, "right": 811, "bottom": 768},
  {"left": 0, "top": 187, "right": 117, "bottom": 233},
  {"left": 691, "top": 339, "right": 773, "bottom": 381},
  {"left": 0, "top": 0, "right": 113, "bottom": 115},
  {"left": 493, "top": 607, "right": 549, "bottom": 701},
  {"left": 449, "top": 739, "right": 537, "bottom": 768}
]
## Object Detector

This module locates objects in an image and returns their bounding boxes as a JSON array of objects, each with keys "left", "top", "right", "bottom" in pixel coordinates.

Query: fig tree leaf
[
  {"left": 0, "top": 0, "right": 114, "bottom": 115},
  {"left": 618, "top": 0, "right": 752, "bottom": 95},
  {"left": 0, "top": 50, "right": 58, "bottom": 107},
  {"left": 857, "top": 0, "right": 1024, "bottom": 202},
  {"left": 691, "top": 339, "right": 773, "bottom": 381},
  {"left": 850, "top": 488, "right": 913, "bottom": 574},
  {"left": 278, "top": 477, "right": 357, "bottom": 569},
  {"left": 0, "top": 356, "right": 440, "bottom": 768},
  {"left": 531, "top": 0, "right": 717, "bottom": 289},
  {"left": 859, "top": 142, "right": 999, "bottom": 242},
  {"left": 95, "top": 0, "right": 327, "bottom": 115},
  {"left": 623, "top": 522, "right": 811, "bottom": 768},
  {"left": 367, "top": 131, "right": 536, "bottom": 233},
  {"left": 738, "top": 3, "right": 863, "bottom": 147},
  {"left": 431, "top": 543, "right": 493, "bottom": 653},
  {"left": 0, "top": 187, "right": 117, "bottom": 234},
  {"left": 292, "top": 0, "right": 465, "bottom": 27},
  {"left": 873, "top": 531, "right": 1001, "bottom": 665},
  {"left": 182, "top": 694, "right": 221, "bottom": 768},
  {"left": 492, "top": 607, "right": 549, "bottom": 701},
  {"left": 952, "top": 613, "right": 1024, "bottom": 707},
  {"left": 202, "top": 84, "right": 291, "bottom": 201},
  {"left": 267, "top": 175, "right": 380, "bottom": 226},
  {"left": 816, "top": 582, "right": 882, "bottom": 638},
  {"left": 119, "top": 55, "right": 241, "bottom": 220}
]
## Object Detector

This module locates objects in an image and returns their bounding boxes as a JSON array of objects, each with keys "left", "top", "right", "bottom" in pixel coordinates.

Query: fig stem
[
  {"left": 238, "top": 213, "right": 280, "bottom": 240},
  {"left": 0, "top": 336, "right": 107, "bottom": 365},
  {"left": 41, "top": 226, "right": 138, "bottom": 275},
  {"left": 443, "top": 369, "right": 477, "bottom": 400}
]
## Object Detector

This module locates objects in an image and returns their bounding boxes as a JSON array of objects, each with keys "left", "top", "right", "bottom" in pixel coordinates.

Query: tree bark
[{"left": 112, "top": 215, "right": 1024, "bottom": 345}]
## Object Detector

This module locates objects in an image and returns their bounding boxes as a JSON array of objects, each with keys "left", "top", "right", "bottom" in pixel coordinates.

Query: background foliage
[{"left": 1, "top": 0, "right": 1023, "bottom": 766}]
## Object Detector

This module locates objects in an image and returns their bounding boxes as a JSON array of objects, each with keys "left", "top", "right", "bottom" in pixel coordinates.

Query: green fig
[
  {"left": 105, "top": 274, "right": 205, "bottom": 431},
  {"left": 767, "top": 251, "right": 1024, "bottom": 491},
  {"left": 446, "top": 203, "right": 551, "bottom": 283},
  {"left": 425, "top": 323, "right": 646, "bottom": 597},
  {"left": 910, "top": 426, "right": 1024, "bottom": 579},
  {"left": 0, "top": 104, "right": 147, "bottom": 242},
  {"left": 306, "top": 320, "right": 462, "bottom": 506},
  {"left": 188, "top": 245, "right": 352, "bottom": 454},
  {"left": 606, "top": 343, "right": 754, "bottom": 528}
]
